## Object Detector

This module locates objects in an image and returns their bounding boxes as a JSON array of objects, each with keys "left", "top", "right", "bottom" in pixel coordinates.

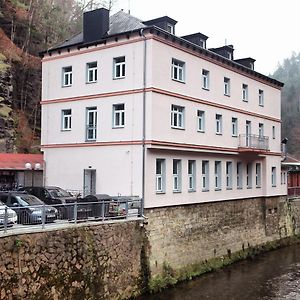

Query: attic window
[
  {"left": 227, "top": 51, "right": 232, "bottom": 60},
  {"left": 167, "top": 23, "right": 174, "bottom": 34},
  {"left": 249, "top": 62, "right": 254, "bottom": 70},
  {"left": 199, "top": 39, "right": 206, "bottom": 48}
]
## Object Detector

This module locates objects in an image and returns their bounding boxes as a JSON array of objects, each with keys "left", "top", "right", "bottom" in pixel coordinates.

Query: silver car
[{"left": 0, "top": 201, "right": 17, "bottom": 227}]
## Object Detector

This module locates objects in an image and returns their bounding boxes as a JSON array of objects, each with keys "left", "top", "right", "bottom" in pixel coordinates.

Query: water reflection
[{"left": 139, "top": 244, "right": 300, "bottom": 300}]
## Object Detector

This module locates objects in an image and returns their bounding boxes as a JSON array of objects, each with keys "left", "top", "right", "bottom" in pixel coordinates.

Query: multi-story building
[{"left": 40, "top": 8, "right": 286, "bottom": 209}]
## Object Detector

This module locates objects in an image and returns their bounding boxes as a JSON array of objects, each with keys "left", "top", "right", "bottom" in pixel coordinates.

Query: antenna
[
  {"left": 128, "top": 0, "right": 131, "bottom": 14},
  {"left": 225, "top": 38, "right": 227, "bottom": 46}
]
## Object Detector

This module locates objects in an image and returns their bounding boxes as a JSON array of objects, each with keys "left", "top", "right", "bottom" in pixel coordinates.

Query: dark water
[{"left": 139, "top": 244, "right": 300, "bottom": 300}]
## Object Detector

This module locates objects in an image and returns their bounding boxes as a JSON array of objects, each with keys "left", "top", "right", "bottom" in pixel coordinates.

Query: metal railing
[
  {"left": 238, "top": 134, "right": 269, "bottom": 151},
  {"left": 288, "top": 187, "right": 300, "bottom": 197},
  {"left": 0, "top": 198, "right": 142, "bottom": 234}
]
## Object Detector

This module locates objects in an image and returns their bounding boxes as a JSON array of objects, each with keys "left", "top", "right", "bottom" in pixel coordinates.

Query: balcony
[{"left": 238, "top": 134, "right": 269, "bottom": 153}]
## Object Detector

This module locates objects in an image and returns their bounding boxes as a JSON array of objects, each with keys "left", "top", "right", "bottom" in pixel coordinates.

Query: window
[
  {"left": 113, "top": 56, "right": 125, "bottom": 79},
  {"left": 199, "top": 39, "right": 206, "bottom": 48},
  {"left": 86, "top": 62, "right": 97, "bottom": 83},
  {"left": 86, "top": 107, "right": 97, "bottom": 141},
  {"left": 272, "top": 126, "right": 275, "bottom": 139},
  {"left": 62, "top": 66, "right": 72, "bottom": 87},
  {"left": 202, "top": 160, "right": 209, "bottom": 191},
  {"left": 271, "top": 167, "right": 276, "bottom": 187},
  {"left": 237, "top": 162, "right": 243, "bottom": 189},
  {"left": 226, "top": 161, "right": 233, "bottom": 189},
  {"left": 171, "top": 105, "right": 185, "bottom": 129},
  {"left": 242, "top": 84, "right": 248, "bottom": 101},
  {"left": 167, "top": 23, "right": 174, "bottom": 34},
  {"left": 215, "top": 161, "right": 222, "bottom": 190},
  {"left": 156, "top": 159, "right": 166, "bottom": 193},
  {"left": 173, "top": 159, "right": 182, "bottom": 192},
  {"left": 258, "top": 123, "right": 264, "bottom": 138},
  {"left": 224, "top": 77, "right": 230, "bottom": 96},
  {"left": 259, "top": 89, "right": 264, "bottom": 106},
  {"left": 256, "top": 163, "right": 261, "bottom": 188},
  {"left": 202, "top": 69, "right": 209, "bottom": 90},
  {"left": 216, "top": 114, "right": 223, "bottom": 135},
  {"left": 61, "top": 109, "right": 72, "bottom": 131},
  {"left": 188, "top": 160, "right": 196, "bottom": 192},
  {"left": 246, "top": 163, "right": 252, "bottom": 189},
  {"left": 171, "top": 58, "right": 185, "bottom": 82},
  {"left": 281, "top": 171, "right": 287, "bottom": 185},
  {"left": 113, "top": 104, "right": 125, "bottom": 128},
  {"left": 232, "top": 117, "right": 238, "bottom": 137},
  {"left": 197, "top": 110, "right": 205, "bottom": 132}
]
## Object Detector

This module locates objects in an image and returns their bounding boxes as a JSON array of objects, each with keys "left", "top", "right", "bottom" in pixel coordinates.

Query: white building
[{"left": 40, "top": 8, "right": 286, "bottom": 209}]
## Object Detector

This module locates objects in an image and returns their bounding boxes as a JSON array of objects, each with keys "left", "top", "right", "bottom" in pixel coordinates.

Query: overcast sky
[{"left": 111, "top": 0, "right": 299, "bottom": 75}]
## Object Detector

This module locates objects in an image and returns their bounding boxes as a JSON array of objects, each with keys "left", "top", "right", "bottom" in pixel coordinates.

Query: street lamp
[{"left": 25, "top": 162, "right": 41, "bottom": 187}]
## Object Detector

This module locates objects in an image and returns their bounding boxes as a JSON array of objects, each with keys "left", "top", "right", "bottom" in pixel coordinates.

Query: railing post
[
  {"left": 42, "top": 203, "right": 46, "bottom": 229},
  {"left": 102, "top": 201, "right": 105, "bottom": 221},
  {"left": 125, "top": 199, "right": 128, "bottom": 219},
  {"left": 74, "top": 202, "right": 78, "bottom": 224},
  {"left": 4, "top": 206, "right": 8, "bottom": 234}
]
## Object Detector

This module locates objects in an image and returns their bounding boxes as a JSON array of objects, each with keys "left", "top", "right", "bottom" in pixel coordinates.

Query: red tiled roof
[{"left": 0, "top": 153, "right": 44, "bottom": 170}]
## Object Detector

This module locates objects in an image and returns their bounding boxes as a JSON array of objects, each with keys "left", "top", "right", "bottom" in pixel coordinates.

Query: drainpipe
[
  {"left": 281, "top": 137, "right": 288, "bottom": 162},
  {"left": 140, "top": 28, "right": 147, "bottom": 217}
]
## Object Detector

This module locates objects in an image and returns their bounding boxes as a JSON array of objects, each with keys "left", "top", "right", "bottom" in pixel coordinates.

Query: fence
[{"left": 239, "top": 134, "right": 269, "bottom": 150}]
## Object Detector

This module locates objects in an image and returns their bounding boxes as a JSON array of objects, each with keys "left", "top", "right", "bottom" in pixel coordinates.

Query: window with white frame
[
  {"left": 156, "top": 159, "right": 166, "bottom": 193},
  {"left": 272, "top": 126, "right": 275, "bottom": 139},
  {"left": 61, "top": 109, "right": 72, "bottom": 131},
  {"left": 197, "top": 110, "right": 205, "bottom": 132},
  {"left": 232, "top": 117, "right": 238, "bottom": 137},
  {"left": 242, "top": 84, "right": 248, "bottom": 101},
  {"left": 202, "top": 160, "right": 209, "bottom": 191},
  {"left": 246, "top": 163, "right": 252, "bottom": 188},
  {"left": 202, "top": 69, "right": 209, "bottom": 90},
  {"left": 86, "top": 107, "right": 97, "bottom": 141},
  {"left": 113, "top": 56, "right": 125, "bottom": 79},
  {"left": 271, "top": 166, "right": 276, "bottom": 187},
  {"left": 215, "top": 161, "right": 222, "bottom": 190},
  {"left": 62, "top": 66, "right": 72, "bottom": 87},
  {"left": 281, "top": 171, "right": 287, "bottom": 185},
  {"left": 171, "top": 58, "right": 185, "bottom": 82},
  {"left": 167, "top": 23, "right": 174, "bottom": 34},
  {"left": 86, "top": 62, "right": 97, "bottom": 83},
  {"left": 173, "top": 159, "right": 182, "bottom": 192},
  {"left": 226, "top": 161, "right": 233, "bottom": 189},
  {"left": 256, "top": 163, "right": 261, "bottom": 188},
  {"left": 237, "top": 162, "right": 243, "bottom": 189},
  {"left": 216, "top": 114, "right": 223, "bottom": 135},
  {"left": 259, "top": 123, "right": 264, "bottom": 142},
  {"left": 171, "top": 105, "right": 185, "bottom": 129},
  {"left": 199, "top": 39, "right": 206, "bottom": 48},
  {"left": 259, "top": 89, "right": 264, "bottom": 106},
  {"left": 224, "top": 77, "right": 230, "bottom": 96},
  {"left": 188, "top": 160, "right": 196, "bottom": 191},
  {"left": 113, "top": 104, "right": 125, "bottom": 128}
]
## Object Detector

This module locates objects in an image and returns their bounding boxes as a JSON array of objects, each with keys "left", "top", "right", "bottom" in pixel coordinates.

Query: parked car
[
  {"left": 0, "top": 192, "right": 58, "bottom": 224},
  {"left": 0, "top": 200, "right": 17, "bottom": 227}
]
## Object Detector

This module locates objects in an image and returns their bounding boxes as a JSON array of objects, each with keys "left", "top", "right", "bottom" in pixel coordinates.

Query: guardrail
[
  {"left": 239, "top": 134, "right": 269, "bottom": 151},
  {"left": 0, "top": 198, "right": 142, "bottom": 234}
]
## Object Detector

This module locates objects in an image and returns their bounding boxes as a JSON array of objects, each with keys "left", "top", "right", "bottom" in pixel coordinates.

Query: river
[{"left": 139, "top": 244, "right": 300, "bottom": 300}]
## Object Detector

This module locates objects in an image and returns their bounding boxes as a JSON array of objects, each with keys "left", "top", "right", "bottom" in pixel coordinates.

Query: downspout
[{"left": 140, "top": 28, "right": 147, "bottom": 217}]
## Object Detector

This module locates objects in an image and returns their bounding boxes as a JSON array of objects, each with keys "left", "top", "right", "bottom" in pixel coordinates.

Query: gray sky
[{"left": 112, "top": 0, "right": 299, "bottom": 75}]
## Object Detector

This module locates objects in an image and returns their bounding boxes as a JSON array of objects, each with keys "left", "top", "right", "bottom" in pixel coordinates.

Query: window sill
[
  {"left": 188, "top": 189, "right": 196, "bottom": 193},
  {"left": 216, "top": 133, "right": 222, "bottom": 136},
  {"left": 242, "top": 99, "right": 248, "bottom": 102},
  {"left": 202, "top": 87, "right": 210, "bottom": 91},
  {"left": 256, "top": 186, "right": 261, "bottom": 189},
  {"left": 156, "top": 191, "right": 166, "bottom": 194},
  {"left": 224, "top": 94, "right": 230, "bottom": 97},
  {"left": 61, "top": 129, "right": 71, "bottom": 132},
  {"left": 259, "top": 104, "right": 264, "bottom": 107},
  {"left": 226, "top": 187, "right": 232, "bottom": 190},
  {"left": 171, "top": 126, "right": 185, "bottom": 130},
  {"left": 247, "top": 187, "right": 253, "bottom": 189},
  {"left": 85, "top": 139, "right": 97, "bottom": 143},
  {"left": 113, "top": 76, "right": 125, "bottom": 80},
  {"left": 202, "top": 189, "right": 209, "bottom": 192},
  {"left": 272, "top": 185, "right": 277, "bottom": 187},
  {"left": 86, "top": 81, "right": 97, "bottom": 84},
  {"left": 112, "top": 126, "right": 125, "bottom": 129},
  {"left": 62, "top": 85, "right": 72, "bottom": 88},
  {"left": 232, "top": 135, "right": 238, "bottom": 138},
  {"left": 172, "top": 78, "right": 185, "bottom": 84},
  {"left": 215, "top": 188, "right": 221, "bottom": 191},
  {"left": 173, "top": 190, "right": 182, "bottom": 193},
  {"left": 197, "top": 130, "right": 205, "bottom": 133},
  {"left": 237, "top": 187, "right": 243, "bottom": 190}
]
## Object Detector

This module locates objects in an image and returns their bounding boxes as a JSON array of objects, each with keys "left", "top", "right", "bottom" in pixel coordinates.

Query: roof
[{"left": 0, "top": 153, "right": 44, "bottom": 170}]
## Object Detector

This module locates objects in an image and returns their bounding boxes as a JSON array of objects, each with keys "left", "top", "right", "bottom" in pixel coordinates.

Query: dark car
[{"left": 0, "top": 192, "right": 58, "bottom": 224}]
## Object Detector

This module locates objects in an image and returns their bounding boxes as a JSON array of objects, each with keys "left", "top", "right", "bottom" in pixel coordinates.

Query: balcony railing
[{"left": 238, "top": 134, "right": 269, "bottom": 152}]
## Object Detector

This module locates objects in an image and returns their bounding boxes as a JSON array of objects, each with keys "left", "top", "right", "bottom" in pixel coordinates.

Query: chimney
[{"left": 83, "top": 8, "right": 109, "bottom": 44}]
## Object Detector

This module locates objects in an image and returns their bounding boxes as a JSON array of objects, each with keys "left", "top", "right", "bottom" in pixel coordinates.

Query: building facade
[{"left": 41, "top": 8, "right": 286, "bottom": 208}]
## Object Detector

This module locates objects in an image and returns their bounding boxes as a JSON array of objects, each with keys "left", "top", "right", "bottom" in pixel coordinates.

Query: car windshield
[
  {"left": 48, "top": 188, "right": 70, "bottom": 198},
  {"left": 15, "top": 195, "right": 43, "bottom": 206}
]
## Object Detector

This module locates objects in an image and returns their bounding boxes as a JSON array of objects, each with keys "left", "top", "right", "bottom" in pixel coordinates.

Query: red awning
[{"left": 0, "top": 153, "right": 43, "bottom": 170}]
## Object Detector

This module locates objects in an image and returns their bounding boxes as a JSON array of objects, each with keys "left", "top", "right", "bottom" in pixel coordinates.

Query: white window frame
[
  {"left": 232, "top": 117, "right": 238, "bottom": 137},
  {"left": 156, "top": 159, "right": 166, "bottom": 193},
  {"left": 171, "top": 58, "right": 185, "bottom": 82},
  {"left": 259, "top": 89, "right": 264, "bottom": 107},
  {"left": 113, "top": 103, "right": 125, "bottom": 128},
  {"left": 167, "top": 23, "right": 174, "bottom": 34},
  {"left": 237, "top": 162, "right": 243, "bottom": 189},
  {"left": 215, "top": 161, "right": 222, "bottom": 190},
  {"left": 216, "top": 114, "right": 223, "bottom": 135},
  {"left": 224, "top": 77, "right": 230, "bottom": 96},
  {"left": 86, "top": 61, "right": 97, "bottom": 83},
  {"left": 113, "top": 56, "right": 126, "bottom": 79},
  {"left": 197, "top": 110, "right": 205, "bottom": 132},
  {"left": 256, "top": 163, "right": 261, "bottom": 188},
  {"left": 242, "top": 84, "right": 248, "bottom": 102},
  {"left": 246, "top": 163, "right": 252, "bottom": 189},
  {"left": 202, "top": 160, "right": 209, "bottom": 191},
  {"left": 271, "top": 166, "right": 276, "bottom": 187},
  {"left": 258, "top": 123, "right": 264, "bottom": 138},
  {"left": 86, "top": 107, "right": 97, "bottom": 141},
  {"left": 61, "top": 109, "right": 72, "bottom": 131},
  {"left": 171, "top": 105, "right": 185, "bottom": 129},
  {"left": 188, "top": 160, "right": 196, "bottom": 192},
  {"left": 226, "top": 161, "right": 233, "bottom": 190},
  {"left": 202, "top": 69, "right": 209, "bottom": 90},
  {"left": 62, "top": 66, "right": 72, "bottom": 87},
  {"left": 173, "top": 159, "right": 182, "bottom": 192}
]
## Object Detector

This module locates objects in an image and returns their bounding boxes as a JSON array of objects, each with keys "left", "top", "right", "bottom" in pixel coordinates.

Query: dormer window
[
  {"left": 167, "top": 23, "right": 174, "bottom": 34},
  {"left": 249, "top": 62, "right": 254, "bottom": 70},
  {"left": 199, "top": 39, "right": 206, "bottom": 48},
  {"left": 227, "top": 51, "right": 232, "bottom": 60}
]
